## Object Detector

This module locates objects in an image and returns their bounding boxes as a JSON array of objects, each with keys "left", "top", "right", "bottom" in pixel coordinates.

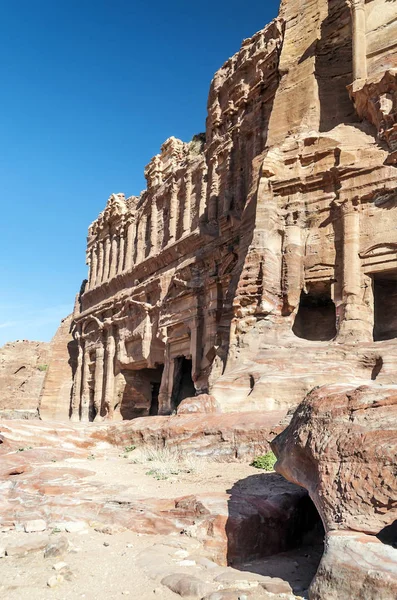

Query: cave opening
[
  {"left": 373, "top": 270, "right": 397, "bottom": 341},
  {"left": 171, "top": 357, "right": 196, "bottom": 410},
  {"left": 293, "top": 281, "right": 336, "bottom": 341},
  {"left": 120, "top": 365, "right": 164, "bottom": 420}
]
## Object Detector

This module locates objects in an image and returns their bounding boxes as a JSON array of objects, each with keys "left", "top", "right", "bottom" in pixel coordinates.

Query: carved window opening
[
  {"left": 373, "top": 270, "right": 397, "bottom": 341},
  {"left": 171, "top": 357, "right": 195, "bottom": 410},
  {"left": 293, "top": 282, "right": 337, "bottom": 342},
  {"left": 120, "top": 366, "right": 164, "bottom": 420}
]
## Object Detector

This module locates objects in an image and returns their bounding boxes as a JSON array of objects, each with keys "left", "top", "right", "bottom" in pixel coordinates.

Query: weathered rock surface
[
  {"left": 64, "top": 0, "right": 397, "bottom": 430},
  {"left": 272, "top": 383, "right": 397, "bottom": 599},
  {"left": 0, "top": 341, "right": 49, "bottom": 418},
  {"left": 39, "top": 314, "right": 76, "bottom": 421}
]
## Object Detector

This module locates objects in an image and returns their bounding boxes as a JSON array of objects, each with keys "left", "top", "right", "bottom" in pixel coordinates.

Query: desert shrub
[
  {"left": 251, "top": 451, "right": 277, "bottom": 471},
  {"left": 130, "top": 446, "right": 198, "bottom": 480},
  {"left": 37, "top": 364, "right": 48, "bottom": 371}
]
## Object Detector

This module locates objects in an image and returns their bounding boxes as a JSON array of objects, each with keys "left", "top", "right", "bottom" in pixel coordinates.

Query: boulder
[
  {"left": 177, "top": 395, "right": 221, "bottom": 415},
  {"left": 272, "top": 384, "right": 397, "bottom": 599}
]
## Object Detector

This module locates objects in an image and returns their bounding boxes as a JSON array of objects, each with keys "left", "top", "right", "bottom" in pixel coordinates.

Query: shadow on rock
[{"left": 225, "top": 472, "right": 324, "bottom": 595}]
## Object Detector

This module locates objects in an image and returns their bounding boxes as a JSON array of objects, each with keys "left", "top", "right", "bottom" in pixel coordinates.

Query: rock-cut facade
[{"left": 69, "top": 0, "right": 397, "bottom": 422}]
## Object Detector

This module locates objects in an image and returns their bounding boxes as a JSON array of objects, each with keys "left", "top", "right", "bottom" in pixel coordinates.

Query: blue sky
[{"left": 0, "top": 0, "right": 280, "bottom": 345}]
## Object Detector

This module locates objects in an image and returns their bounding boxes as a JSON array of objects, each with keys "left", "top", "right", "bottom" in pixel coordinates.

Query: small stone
[
  {"left": 64, "top": 522, "right": 87, "bottom": 533},
  {"left": 47, "top": 574, "right": 64, "bottom": 588},
  {"left": 238, "top": 596, "right": 248, "bottom": 600},
  {"left": 53, "top": 561, "right": 68, "bottom": 571},
  {"left": 44, "top": 536, "right": 69, "bottom": 559},
  {"left": 24, "top": 519, "right": 46, "bottom": 533},
  {"left": 0, "top": 547, "right": 5, "bottom": 558},
  {"left": 178, "top": 559, "right": 196, "bottom": 567},
  {"left": 122, "top": 592, "right": 130, "bottom": 596},
  {"left": 126, "top": 543, "right": 134, "bottom": 548},
  {"left": 103, "top": 541, "right": 110, "bottom": 547}
]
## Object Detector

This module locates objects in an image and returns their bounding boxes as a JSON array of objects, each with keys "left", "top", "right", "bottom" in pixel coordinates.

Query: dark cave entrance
[
  {"left": 171, "top": 357, "right": 196, "bottom": 410},
  {"left": 120, "top": 365, "right": 164, "bottom": 419},
  {"left": 293, "top": 281, "right": 337, "bottom": 341},
  {"left": 373, "top": 271, "right": 397, "bottom": 341}
]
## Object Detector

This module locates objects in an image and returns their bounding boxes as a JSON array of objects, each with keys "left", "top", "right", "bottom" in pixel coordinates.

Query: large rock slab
[{"left": 272, "top": 383, "right": 397, "bottom": 599}]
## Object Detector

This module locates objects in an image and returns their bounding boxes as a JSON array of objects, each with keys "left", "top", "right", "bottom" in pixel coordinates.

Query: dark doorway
[
  {"left": 120, "top": 365, "right": 163, "bottom": 419},
  {"left": 373, "top": 271, "right": 397, "bottom": 341},
  {"left": 149, "top": 381, "right": 161, "bottom": 416},
  {"left": 293, "top": 282, "right": 336, "bottom": 341},
  {"left": 171, "top": 357, "right": 196, "bottom": 410}
]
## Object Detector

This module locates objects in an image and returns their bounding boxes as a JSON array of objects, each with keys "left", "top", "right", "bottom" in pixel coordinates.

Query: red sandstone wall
[{"left": 39, "top": 314, "right": 76, "bottom": 421}]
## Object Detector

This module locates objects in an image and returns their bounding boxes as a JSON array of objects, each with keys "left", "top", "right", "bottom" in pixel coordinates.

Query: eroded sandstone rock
[{"left": 272, "top": 384, "right": 397, "bottom": 599}]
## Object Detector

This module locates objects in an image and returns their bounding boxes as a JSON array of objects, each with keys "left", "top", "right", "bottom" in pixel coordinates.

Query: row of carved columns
[
  {"left": 87, "top": 220, "right": 136, "bottom": 290},
  {"left": 70, "top": 326, "right": 116, "bottom": 422}
]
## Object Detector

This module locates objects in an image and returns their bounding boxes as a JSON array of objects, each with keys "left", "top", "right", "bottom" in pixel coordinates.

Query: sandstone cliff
[{"left": 0, "top": 340, "right": 50, "bottom": 418}]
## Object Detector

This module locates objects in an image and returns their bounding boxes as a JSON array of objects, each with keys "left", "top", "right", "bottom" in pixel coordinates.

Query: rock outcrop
[
  {"left": 272, "top": 384, "right": 397, "bottom": 599},
  {"left": 0, "top": 341, "right": 50, "bottom": 418},
  {"left": 65, "top": 0, "right": 397, "bottom": 426}
]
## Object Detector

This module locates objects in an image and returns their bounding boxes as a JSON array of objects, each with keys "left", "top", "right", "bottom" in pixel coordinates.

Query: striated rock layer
[{"left": 64, "top": 0, "right": 397, "bottom": 424}]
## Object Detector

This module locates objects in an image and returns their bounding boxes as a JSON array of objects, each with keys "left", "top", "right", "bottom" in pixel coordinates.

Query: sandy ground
[{"left": 0, "top": 451, "right": 322, "bottom": 600}]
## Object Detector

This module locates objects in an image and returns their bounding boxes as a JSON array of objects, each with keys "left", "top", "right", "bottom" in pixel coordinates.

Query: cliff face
[
  {"left": 67, "top": 0, "right": 397, "bottom": 423},
  {"left": 0, "top": 341, "right": 50, "bottom": 418}
]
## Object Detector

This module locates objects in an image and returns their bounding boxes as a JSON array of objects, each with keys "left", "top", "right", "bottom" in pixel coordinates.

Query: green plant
[
  {"left": 37, "top": 364, "right": 48, "bottom": 372},
  {"left": 124, "top": 445, "right": 136, "bottom": 453},
  {"left": 250, "top": 451, "right": 277, "bottom": 471}
]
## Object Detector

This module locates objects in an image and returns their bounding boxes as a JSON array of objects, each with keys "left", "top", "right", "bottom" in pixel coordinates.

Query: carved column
[
  {"left": 103, "top": 328, "right": 116, "bottom": 419},
  {"left": 96, "top": 241, "right": 104, "bottom": 286},
  {"left": 118, "top": 228, "right": 125, "bottom": 273},
  {"left": 158, "top": 343, "right": 173, "bottom": 415},
  {"left": 151, "top": 199, "right": 158, "bottom": 253},
  {"left": 103, "top": 235, "right": 111, "bottom": 281},
  {"left": 183, "top": 172, "right": 192, "bottom": 235},
  {"left": 93, "top": 342, "right": 105, "bottom": 420},
  {"left": 208, "top": 157, "right": 219, "bottom": 221},
  {"left": 338, "top": 200, "right": 372, "bottom": 342},
  {"left": 109, "top": 232, "right": 119, "bottom": 280},
  {"left": 169, "top": 177, "right": 178, "bottom": 243},
  {"left": 124, "top": 219, "right": 136, "bottom": 271},
  {"left": 80, "top": 344, "right": 91, "bottom": 422},
  {"left": 351, "top": 0, "right": 367, "bottom": 81},
  {"left": 283, "top": 206, "right": 304, "bottom": 315},
  {"left": 88, "top": 245, "right": 97, "bottom": 290},
  {"left": 70, "top": 333, "right": 83, "bottom": 422},
  {"left": 199, "top": 165, "right": 207, "bottom": 217},
  {"left": 136, "top": 214, "right": 147, "bottom": 263}
]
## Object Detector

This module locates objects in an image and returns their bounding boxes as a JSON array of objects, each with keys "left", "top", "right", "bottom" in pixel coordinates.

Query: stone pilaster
[
  {"left": 208, "top": 158, "right": 219, "bottom": 221},
  {"left": 103, "top": 235, "right": 111, "bottom": 281},
  {"left": 109, "top": 233, "right": 119, "bottom": 280},
  {"left": 151, "top": 199, "right": 158, "bottom": 253},
  {"left": 96, "top": 241, "right": 104, "bottom": 286},
  {"left": 351, "top": 0, "right": 367, "bottom": 82},
  {"left": 283, "top": 206, "right": 304, "bottom": 315},
  {"left": 183, "top": 172, "right": 192, "bottom": 235},
  {"left": 103, "top": 328, "right": 116, "bottom": 419},
  {"left": 88, "top": 245, "right": 97, "bottom": 290},
  {"left": 124, "top": 220, "right": 136, "bottom": 271},
  {"left": 118, "top": 228, "right": 125, "bottom": 273},
  {"left": 93, "top": 342, "right": 105, "bottom": 420},
  {"left": 169, "top": 177, "right": 178, "bottom": 243},
  {"left": 80, "top": 344, "right": 91, "bottom": 422},
  {"left": 70, "top": 334, "right": 83, "bottom": 422},
  {"left": 338, "top": 200, "right": 372, "bottom": 342},
  {"left": 136, "top": 214, "right": 147, "bottom": 263}
]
